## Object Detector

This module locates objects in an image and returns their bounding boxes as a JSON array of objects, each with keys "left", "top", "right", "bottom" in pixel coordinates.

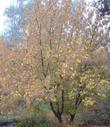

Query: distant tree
[
  {"left": 93, "top": 0, "right": 110, "bottom": 51},
  {"left": 3, "top": 0, "right": 29, "bottom": 46},
  {"left": 95, "top": 0, "right": 110, "bottom": 16}
]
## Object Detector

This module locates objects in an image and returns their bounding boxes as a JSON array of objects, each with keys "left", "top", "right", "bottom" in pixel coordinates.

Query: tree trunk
[
  {"left": 69, "top": 114, "right": 76, "bottom": 123},
  {"left": 50, "top": 101, "right": 63, "bottom": 123},
  {"left": 57, "top": 114, "right": 62, "bottom": 123},
  {"left": 49, "top": 90, "right": 64, "bottom": 124},
  {"left": 69, "top": 95, "right": 82, "bottom": 123}
]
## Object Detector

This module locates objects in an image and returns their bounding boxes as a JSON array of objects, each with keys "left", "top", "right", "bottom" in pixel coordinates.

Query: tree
[
  {"left": 19, "top": 0, "right": 110, "bottom": 124},
  {"left": 1, "top": 0, "right": 110, "bottom": 126},
  {"left": 3, "top": 0, "right": 29, "bottom": 46},
  {"left": 94, "top": 0, "right": 110, "bottom": 16}
]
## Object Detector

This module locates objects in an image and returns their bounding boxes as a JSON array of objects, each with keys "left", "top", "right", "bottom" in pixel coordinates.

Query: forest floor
[{"left": 0, "top": 124, "right": 110, "bottom": 127}]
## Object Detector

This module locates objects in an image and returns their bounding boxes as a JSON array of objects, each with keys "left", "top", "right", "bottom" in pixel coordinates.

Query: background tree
[
  {"left": 94, "top": 0, "right": 110, "bottom": 16},
  {"left": 3, "top": 0, "right": 29, "bottom": 46}
]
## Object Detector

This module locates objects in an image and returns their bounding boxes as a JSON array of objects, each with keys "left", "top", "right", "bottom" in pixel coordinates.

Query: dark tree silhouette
[{"left": 95, "top": 0, "right": 110, "bottom": 16}]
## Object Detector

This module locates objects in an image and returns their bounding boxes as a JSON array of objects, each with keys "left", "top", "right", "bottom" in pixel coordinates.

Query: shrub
[
  {"left": 0, "top": 116, "right": 16, "bottom": 126},
  {"left": 76, "top": 111, "right": 110, "bottom": 126},
  {"left": 16, "top": 114, "right": 60, "bottom": 127}
]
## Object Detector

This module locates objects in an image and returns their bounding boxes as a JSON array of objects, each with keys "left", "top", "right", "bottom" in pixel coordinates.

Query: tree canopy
[{"left": 0, "top": 0, "right": 110, "bottom": 126}]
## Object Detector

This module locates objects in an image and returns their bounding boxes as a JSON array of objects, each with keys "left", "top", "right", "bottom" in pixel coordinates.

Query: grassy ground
[{"left": 1, "top": 115, "right": 110, "bottom": 127}]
